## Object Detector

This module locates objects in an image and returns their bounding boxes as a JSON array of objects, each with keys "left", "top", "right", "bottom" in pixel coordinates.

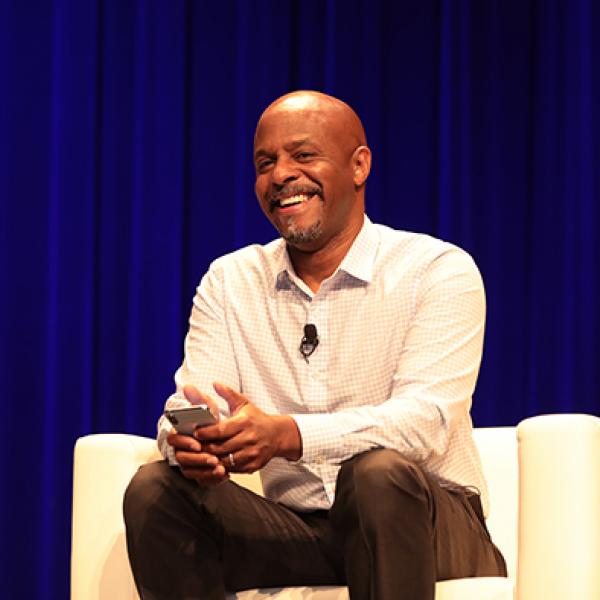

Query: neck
[{"left": 288, "top": 220, "right": 363, "bottom": 294}]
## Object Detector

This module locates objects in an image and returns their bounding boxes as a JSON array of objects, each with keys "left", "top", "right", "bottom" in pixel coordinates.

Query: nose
[{"left": 271, "top": 156, "right": 299, "bottom": 187}]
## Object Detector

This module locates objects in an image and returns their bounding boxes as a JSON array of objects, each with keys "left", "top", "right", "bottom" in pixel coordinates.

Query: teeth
[{"left": 280, "top": 194, "right": 309, "bottom": 207}]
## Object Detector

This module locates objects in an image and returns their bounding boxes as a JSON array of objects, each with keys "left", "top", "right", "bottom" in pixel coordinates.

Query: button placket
[{"left": 305, "top": 293, "right": 328, "bottom": 413}]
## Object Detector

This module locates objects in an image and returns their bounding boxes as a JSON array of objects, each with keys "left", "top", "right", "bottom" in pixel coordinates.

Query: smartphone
[{"left": 164, "top": 405, "right": 217, "bottom": 436}]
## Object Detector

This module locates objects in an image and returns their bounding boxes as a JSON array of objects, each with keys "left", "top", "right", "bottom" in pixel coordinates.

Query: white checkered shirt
[{"left": 159, "top": 216, "right": 489, "bottom": 514}]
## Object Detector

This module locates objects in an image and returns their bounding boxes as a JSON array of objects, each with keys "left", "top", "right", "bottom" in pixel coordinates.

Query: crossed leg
[
  {"left": 123, "top": 461, "right": 343, "bottom": 600},
  {"left": 123, "top": 450, "right": 506, "bottom": 600}
]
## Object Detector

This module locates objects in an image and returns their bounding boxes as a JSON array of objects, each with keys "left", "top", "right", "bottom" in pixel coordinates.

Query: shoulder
[
  {"left": 203, "top": 238, "right": 284, "bottom": 288},
  {"left": 369, "top": 225, "right": 486, "bottom": 332},
  {"left": 373, "top": 223, "right": 477, "bottom": 273}
]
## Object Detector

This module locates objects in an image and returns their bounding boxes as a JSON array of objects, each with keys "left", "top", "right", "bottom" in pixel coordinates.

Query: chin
[{"left": 282, "top": 222, "right": 323, "bottom": 246}]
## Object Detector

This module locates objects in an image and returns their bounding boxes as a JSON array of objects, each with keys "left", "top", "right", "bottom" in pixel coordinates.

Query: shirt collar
[{"left": 272, "top": 215, "right": 378, "bottom": 290}]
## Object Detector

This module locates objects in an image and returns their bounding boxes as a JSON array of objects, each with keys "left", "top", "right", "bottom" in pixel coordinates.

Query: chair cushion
[{"left": 229, "top": 577, "right": 513, "bottom": 599}]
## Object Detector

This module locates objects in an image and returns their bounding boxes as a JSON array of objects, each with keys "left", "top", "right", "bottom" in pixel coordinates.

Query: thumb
[
  {"left": 213, "top": 382, "right": 249, "bottom": 416},
  {"left": 182, "top": 384, "right": 220, "bottom": 422}
]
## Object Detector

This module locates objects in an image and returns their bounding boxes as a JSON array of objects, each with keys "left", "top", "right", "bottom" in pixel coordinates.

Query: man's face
[{"left": 253, "top": 102, "right": 364, "bottom": 251}]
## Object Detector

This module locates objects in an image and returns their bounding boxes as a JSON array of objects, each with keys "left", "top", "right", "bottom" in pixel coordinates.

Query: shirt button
[{"left": 316, "top": 455, "right": 325, "bottom": 464}]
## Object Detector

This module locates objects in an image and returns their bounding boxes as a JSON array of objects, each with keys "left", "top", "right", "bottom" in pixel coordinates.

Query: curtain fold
[{"left": 0, "top": 1, "right": 598, "bottom": 597}]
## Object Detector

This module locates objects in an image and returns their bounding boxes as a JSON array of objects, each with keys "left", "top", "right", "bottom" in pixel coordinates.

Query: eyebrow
[
  {"left": 254, "top": 137, "right": 318, "bottom": 161},
  {"left": 284, "top": 138, "right": 311, "bottom": 151},
  {"left": 253, "top": 148, "right": 271, "bottom": 161}
]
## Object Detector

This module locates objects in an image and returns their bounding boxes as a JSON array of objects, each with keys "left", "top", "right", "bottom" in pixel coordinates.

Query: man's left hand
[{"left": 194, "top": 382, "right": 302, "bottom": 473}]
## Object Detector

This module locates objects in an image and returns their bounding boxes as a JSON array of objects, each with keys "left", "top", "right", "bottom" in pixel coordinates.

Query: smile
[
  {"left": 270, "top": 190, "right": 321, "bottom": 212},
  {"left": 280, "top": 194, "right": 310, "bottom": 207}
]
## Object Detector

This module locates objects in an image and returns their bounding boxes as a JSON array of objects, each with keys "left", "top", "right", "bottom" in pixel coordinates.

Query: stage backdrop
[{"left": 0, "top": 1, "right": 598, "bottom": 598}]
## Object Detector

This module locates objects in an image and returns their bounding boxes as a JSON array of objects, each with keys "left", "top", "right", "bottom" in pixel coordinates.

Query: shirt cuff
[
  {"left": 292, "top": 413, "right": 353, "bottom": 465},
  {"left": 158, "top": 416, "right": 179, "bottom": 466}
]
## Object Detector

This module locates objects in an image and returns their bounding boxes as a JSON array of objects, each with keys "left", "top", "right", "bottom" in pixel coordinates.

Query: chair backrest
[{"left": 472, "top": 426, "right": 518, "bottom": 578}]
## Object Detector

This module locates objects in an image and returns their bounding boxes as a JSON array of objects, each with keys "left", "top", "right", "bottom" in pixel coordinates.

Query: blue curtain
[{"left": 0, "top": 1, "right": 598, "bottom": 597}]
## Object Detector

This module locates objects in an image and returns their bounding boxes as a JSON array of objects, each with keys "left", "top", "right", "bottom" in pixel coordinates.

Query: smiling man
[
  {"left": 123, "top": 91, "right": 507, "bottom": 600},
  {"left": 254, "top": 93, "right": 368, "bottom": 253}
]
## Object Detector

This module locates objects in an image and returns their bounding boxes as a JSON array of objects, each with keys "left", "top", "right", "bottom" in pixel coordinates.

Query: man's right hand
[{"left": 167, "top": 384, "right": 229, "bottom": 486}]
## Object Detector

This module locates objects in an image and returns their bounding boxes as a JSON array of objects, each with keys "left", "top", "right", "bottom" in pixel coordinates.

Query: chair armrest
[
  {"left": 517, "top": 414, "right": 600, "bottom": 600},
  {"left": 71, "top": 434, "right": 161, "bottom": 600}
]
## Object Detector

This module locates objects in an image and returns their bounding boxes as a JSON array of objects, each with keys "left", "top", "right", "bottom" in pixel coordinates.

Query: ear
[{"left": 351, "top": 146, "right": 372, "bottom": 187}]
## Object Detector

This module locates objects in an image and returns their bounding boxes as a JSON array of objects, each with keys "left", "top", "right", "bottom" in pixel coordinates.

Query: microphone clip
[{"left": 299, "top": 324, "right": 319, "bottom": 363}]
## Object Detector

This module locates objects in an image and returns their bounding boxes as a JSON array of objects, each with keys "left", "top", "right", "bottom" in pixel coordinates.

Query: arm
[
  {"left": 157, "top": 262, "right": 240, "bottom": 477},
  {"left": 160, "top": 255, "right": 303, "bottom": 479}
]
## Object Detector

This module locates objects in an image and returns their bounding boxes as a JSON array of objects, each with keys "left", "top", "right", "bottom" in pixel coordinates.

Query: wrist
[{"left": 274, "top": 415, "right": 302, "bottom": 461}]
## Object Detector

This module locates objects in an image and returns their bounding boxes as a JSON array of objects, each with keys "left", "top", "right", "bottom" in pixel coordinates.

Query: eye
[
  {"left": 256, "top": 158, "right": 274, "bottom": 173},
  {"left": 295, "top": 152, "right": 314, "bottom": 162}
]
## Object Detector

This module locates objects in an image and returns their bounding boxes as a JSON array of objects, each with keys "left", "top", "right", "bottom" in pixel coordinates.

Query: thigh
[
  {"left": 330, "top": 450, "right": 506, "bottom": 583},
  {"left": 134, "top": 461, "right": 343, "bottom": 592},
  {"left": 209, "top": 483, "right": 343, "bottom": 591},
  {"left": 431, "top": 482, "right": 507, "bottom": 580}
]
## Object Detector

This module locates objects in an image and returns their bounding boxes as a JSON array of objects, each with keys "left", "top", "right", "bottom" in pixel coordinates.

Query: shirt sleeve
[
  {"left": 292, "top": 247, "right": 485, "bottom": 466},
  {"left": 157, "top": 261, "right": 241, "bottom": 462}
]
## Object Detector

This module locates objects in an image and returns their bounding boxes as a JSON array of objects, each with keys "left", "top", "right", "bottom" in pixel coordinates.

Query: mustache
[{"left": 268, "top": 185, "right": 323, "bottom": 211}]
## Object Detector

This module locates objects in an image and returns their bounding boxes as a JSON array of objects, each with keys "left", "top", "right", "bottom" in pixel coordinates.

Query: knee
[
  {"left": 333, "top": 450, "right": 431, "bottom": 523},
  {"left": 123, "top": 460, "right": 177, "bottom": 525}
]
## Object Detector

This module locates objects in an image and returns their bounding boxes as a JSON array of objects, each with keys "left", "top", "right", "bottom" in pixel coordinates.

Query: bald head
[
  {"left": 255, "top": 91, "right": 367, "bottom": 150},
  {"left": 253, "top": 90, "right": 372, "bottom": 254}
]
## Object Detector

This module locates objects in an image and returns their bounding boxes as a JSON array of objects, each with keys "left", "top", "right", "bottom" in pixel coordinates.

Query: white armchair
[{"left": 71, "top": 414, "right": 600, "bottom": 600}]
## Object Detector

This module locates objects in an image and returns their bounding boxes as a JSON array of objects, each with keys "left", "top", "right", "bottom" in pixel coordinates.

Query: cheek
[
  {"left": 255, "top": 171, "right": 272, "bottom": 194},
  {"left": 255, "top": 183, "right": 271, "bottom": 217},
  {"left": 254, "top": 179, "right": 265, "bottom": 201}
]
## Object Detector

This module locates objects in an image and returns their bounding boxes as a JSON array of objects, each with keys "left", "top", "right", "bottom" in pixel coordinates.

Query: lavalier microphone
[{"left": 299, "top": 324, "right": 319, "bottom": 362}]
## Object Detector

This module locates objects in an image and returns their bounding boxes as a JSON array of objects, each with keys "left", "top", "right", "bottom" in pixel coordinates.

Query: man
[{"left": 123, "top": 91, "right": 506, "bottom": 600}]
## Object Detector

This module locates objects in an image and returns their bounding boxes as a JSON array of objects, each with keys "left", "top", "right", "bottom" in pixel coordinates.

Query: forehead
[{"left": 254, "top": 106, "right": 344, "bottom": 153}]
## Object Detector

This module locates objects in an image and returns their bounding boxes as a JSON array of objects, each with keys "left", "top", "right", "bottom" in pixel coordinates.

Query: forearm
[{"left": 292, "top": 394, "right": 459, "bottom": 466}]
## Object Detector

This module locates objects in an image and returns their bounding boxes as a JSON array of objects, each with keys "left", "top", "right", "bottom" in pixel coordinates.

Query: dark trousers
[{"left": 123, "top": 449, "right": 506, "bottom": 600}]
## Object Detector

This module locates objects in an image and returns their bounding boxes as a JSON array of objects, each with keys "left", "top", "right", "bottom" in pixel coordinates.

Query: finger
[
  {"left": 201, "top": 430, "right": 245, "bottom": 456},
  {"left": 176, "top": 449, "right": 228, "bottom": 481},
  {"left": 220, "top": 451, "right": 238, "bottom": 472},
  {"left": 175, "top": 449, "right": 220, "bottom": 469},
  {"left": 167, "top": 431, "right": 202, "bottom": 452},
  {"left": 183, "top": 384, "right": 220, "bottom": 422},
  {"left": 219, "top": 450, "right": 261, "bottom": 475},
  {"left": 193, "top": 416, "right": 245, "bottom": 443},
  {"left": 180, "top": 463, "right": 229, "bottom": 484},
  {"left": 213, "top": 382, "right": 249, "bottom": 416},
  {"left": 218, "top": 450, "right": 259, "bottom": 474}
]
